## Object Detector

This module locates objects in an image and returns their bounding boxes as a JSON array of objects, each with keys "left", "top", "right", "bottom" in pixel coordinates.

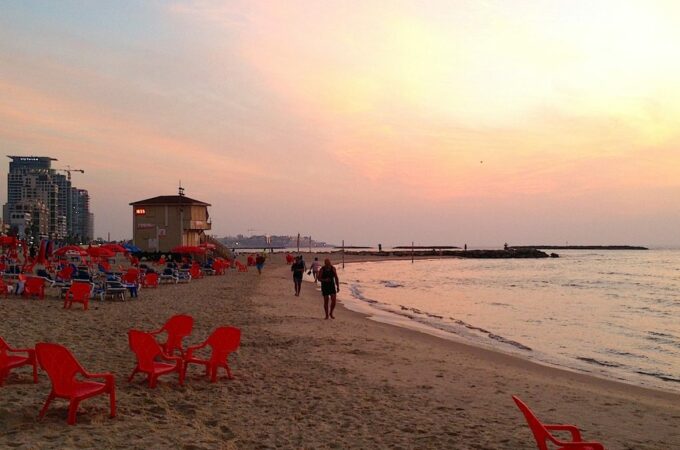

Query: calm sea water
[{"left": 335, "top": 250, "right": 680, "bottom": 393}]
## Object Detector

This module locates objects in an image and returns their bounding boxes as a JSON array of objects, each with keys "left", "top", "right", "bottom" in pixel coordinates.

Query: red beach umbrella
[
  {"left": 87, "top": 247, "right": 116, "bottom": 258},
  {"left": 0, "top": 236, "right": 18, "bottom": 247},
  {"left": 170, "top": 245, "right": 206, "bottom": 254},
  {"left": 54, "top": 245, "right": 88, "bottom": 257},
  {"left": 102, "top": 243, "right": 128, "bottom": 253}
]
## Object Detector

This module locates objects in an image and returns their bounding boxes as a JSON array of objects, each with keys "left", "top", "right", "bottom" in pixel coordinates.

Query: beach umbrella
[
  {"left": 170, "top": 245, "right": 206, "bottom": 254},
  {"left": 0, "top": 236, "right": 18, "bottom": 247},
  {"left": 123, "top": 242, "right": 142, "bottom": 253},
  {"left": 102, "top": 243, "right": 128, "bottom": 253},
  {"left": 87, "top": 247, "right": 116, "bottom": 258},
  {"left": 54, "top": 245, "right": 88, "bottom": 257}
]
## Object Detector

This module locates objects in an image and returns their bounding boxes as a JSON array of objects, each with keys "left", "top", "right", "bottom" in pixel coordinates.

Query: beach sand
[{"left": 1, "top": 253, "right": 679, "bottom": 449}]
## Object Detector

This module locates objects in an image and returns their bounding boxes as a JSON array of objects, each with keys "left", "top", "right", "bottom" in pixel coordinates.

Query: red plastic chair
[
  {"left": 183, "top": 327, "right": 241, "bottom": 382},
  {"left": 63, "top": 282, "right": 92, "bottom": 310},
  {"left": 128, "top": 330, "right": 184, "bottom": 388},
  {"left": 512, "top": 396, "right": 605, "bottom": 450},
  {"left": 35, "top": 343, "right": 116, "bottom": 425},
  {"left": 56, "top": 265, "right": 73, "bottom": 282},
  {"left": 143, "top": 272, "right": 159, "bottom": 288},
  {"left": 189, "top": 265, "right": 203, "bottom": 279},
  {"left": 0, "top": 337, "right": 38, "bottom": 386},
  {"left": 122, "top": 268, "right": 140, "bottom": 284},
  {"left": 23, "top": 276, "right": 46, "bottom": 299},
  {"left": 149, "top": 314, "right": 194, "bottom": 356},
  {"left": 0, "top": 278, "right": 9, "bottom": 298},
  {"left": 236, "top": 261, "right": 248, "bottom": 272}
]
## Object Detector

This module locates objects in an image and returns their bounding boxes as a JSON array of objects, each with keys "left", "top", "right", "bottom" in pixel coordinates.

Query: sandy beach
[{"left": 1, "top": 253, "right": 679, "bottom": 449}]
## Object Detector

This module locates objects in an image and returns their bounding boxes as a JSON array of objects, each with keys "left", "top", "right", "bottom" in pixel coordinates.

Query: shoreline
[
  {"left": 262, "top": 257, "right": 680, "bottom": 448},
  {"left": 312, "top": 256, "right": 680, "bottom": 401},
  {"left": 333, "top": 256, "right": 680, "bottom": 396}
]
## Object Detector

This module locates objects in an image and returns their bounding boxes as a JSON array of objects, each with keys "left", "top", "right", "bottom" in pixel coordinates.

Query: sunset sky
[{"left": 1, "top": 1, "right": 679, "bottom": 246}]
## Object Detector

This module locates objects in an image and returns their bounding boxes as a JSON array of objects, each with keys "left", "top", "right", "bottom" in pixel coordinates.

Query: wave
[
  {"left": 576, "top": 357, "right": 621, "bottom": 368},
  {"left": 646, "top": 331, "right": 680, "bottom": 348},
  {"left": 604, "top": 349, "right": 648, "bottom": 359},
  {"left": 380, "top": 280, "right": 404, "bottom": 288},
  {"left": 347, "top": 283, "right": 532, "bottom": 352},
  {"left": 635, "top": 370, "right": 680, "bottom": 384}
]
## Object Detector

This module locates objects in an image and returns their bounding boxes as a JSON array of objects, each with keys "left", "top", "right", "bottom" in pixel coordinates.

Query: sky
[{"left": 1, "top": 0, "right": 679, "bottom": 246}]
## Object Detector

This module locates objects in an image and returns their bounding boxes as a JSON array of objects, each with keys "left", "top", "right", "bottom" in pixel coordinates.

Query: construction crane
[{"left": 56, "top": 165, "right": 85, "bottom": 181}]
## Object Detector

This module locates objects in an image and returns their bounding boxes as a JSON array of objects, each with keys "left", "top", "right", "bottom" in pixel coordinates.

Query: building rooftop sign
[{"left": 7, "top": 155, "right": 58, "bottom": 161}]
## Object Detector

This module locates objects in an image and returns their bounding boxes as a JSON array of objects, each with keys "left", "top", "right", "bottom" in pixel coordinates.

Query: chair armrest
[
  {"left": 8, "top": 347, "right": 35, "bottom": 357},
  {"left": 185, "top": 341, "right": 209, "bottom": 358},
  {"left": 557, "top": 441, "right": 604, "bottom": 450},
  {"left": 160, "top": 353, "right": 184, "bottom": 365},
  {"left": 148, "top": 328, "right": 164, "bottom": 335},
  {"left": 82, "top": 371, "right": 115, "bottom": 386},
  {"left": 545, "top": 424, "right": 583, "bottom": 441}
]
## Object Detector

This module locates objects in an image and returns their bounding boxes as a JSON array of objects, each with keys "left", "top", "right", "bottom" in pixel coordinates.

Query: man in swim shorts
[
  {"left": 291, "top": 255, "right": 306, "bottom": 296},
  {"left": 318, "top": 258, "right": 340, "bottom": 319}
]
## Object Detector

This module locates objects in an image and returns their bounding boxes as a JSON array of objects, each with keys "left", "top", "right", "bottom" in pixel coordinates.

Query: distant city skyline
[
  {"left": 2, "top": 155, "right": 93, "bottom": 242},
  {"left": 1, "top": 1, "right": 679, "bottom": 247}
]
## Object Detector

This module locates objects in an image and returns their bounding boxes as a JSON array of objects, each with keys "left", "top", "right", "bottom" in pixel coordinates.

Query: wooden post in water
[
  {"left": 412, "top": 241, "right": 414, "bottom": 263},
  {"left": 342, "top": 240, "right": 345, "bottom": 269}
]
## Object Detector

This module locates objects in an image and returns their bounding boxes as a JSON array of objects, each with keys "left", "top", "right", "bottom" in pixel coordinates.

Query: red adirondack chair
[
  {"left": 512, "top": 396, "right": 605, "bottom": 450},
  {"left": 0, "top": 337, "right": 38, "bottom": 386},
  {"left": 128, "top": 330, "right": 184, "bottom": 388},
  {"left": 23, "top": 276, "right": 45, "bottom": 299},
  {"left": 236, "top": 261, "right": 248, "bottom": 272},
  {"left": 149, "top": 314, "right": 194, "bottom": 356},
  {"left": 35, "top": 343, "right": 116, "bottom": 425},
  {"left": 143, "top": 272, "right": 159, "bottom": 288},
  {"left": 63, "top": 282, "right": 92, "bottom": 310},
  {"left": 183, "top": 327, "right": 241, "bottom": 382}
]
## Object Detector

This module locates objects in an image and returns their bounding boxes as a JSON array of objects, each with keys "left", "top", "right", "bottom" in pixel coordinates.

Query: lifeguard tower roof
[{"left": 130, "top": 195, "right": 211, "bottom": 206}]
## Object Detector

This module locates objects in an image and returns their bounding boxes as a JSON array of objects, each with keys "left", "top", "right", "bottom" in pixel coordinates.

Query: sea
[{"left": 334, "top": 250, "right": 680, "bottom": 393}]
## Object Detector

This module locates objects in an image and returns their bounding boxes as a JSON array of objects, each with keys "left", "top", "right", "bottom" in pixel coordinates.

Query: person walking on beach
[
  {"left": 309, "top": 257, "right": 321, "bottom": 283},
  {"left": 291, "top": 255, "right": 306, "bottom": 296},
  {"left": 255, "top": 253, "right": 266, "bottom": 275},
  {"left": 318, "top": 258, "right": 340, "bottom": 319}
]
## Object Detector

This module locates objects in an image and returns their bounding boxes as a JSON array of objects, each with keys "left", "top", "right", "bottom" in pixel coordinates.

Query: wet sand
[{"left": 1, "top": 253, "right": 679, "bottom": 449}]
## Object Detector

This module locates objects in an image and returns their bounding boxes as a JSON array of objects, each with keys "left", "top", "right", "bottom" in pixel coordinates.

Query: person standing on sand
[
  {"left": 255, "top": 253, "right": 266, "bottom": 275},
  {"left": 318, "top": 259, "right": 340, "bottom": 319},
  {"left": 309, "top": 257, "right": 321, "bottom": 283},
  {"left": 291, "top": 255, "right": 306, "bottom": 296}
]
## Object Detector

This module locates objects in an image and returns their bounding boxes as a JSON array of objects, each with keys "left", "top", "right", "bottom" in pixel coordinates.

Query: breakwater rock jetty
[
  {"left": 510, "top": 245, "right": 648, "bottom": 250},
  {"left": 344, "top": 248, "right": 553, "bottom": 259}
]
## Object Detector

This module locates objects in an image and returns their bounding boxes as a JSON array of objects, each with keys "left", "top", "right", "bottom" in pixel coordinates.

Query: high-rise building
[
  {"left": 54, "top": 173, "right": 71, "bottom": 238},
  {"left": 70, "top": 188, "right": 93, "bottom": 243},
  {"left": 3, "top": 155, "right": 92, "bottom": 242}
]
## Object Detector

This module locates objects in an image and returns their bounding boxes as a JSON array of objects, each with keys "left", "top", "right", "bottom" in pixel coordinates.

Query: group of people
[{"left": 290, "top": 255, "right": 340, "bottom": 320}]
